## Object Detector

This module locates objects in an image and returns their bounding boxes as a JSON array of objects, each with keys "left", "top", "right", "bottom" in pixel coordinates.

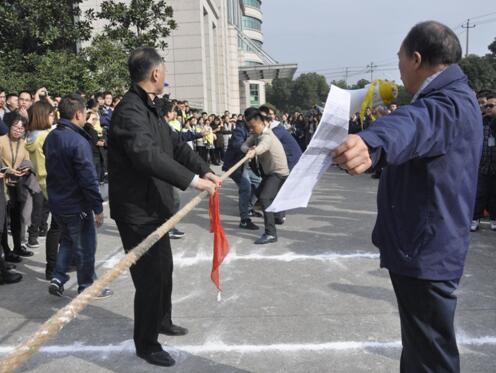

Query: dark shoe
[
  {"left": 27, "top": 237, "right": 40, "bottom": 249},
  {"left": 48, "top": 279, "right": 64, "bottom": 297},
  {"left": 0, "top": 271, "right": 22, "bottom": 285},
  {"left": 169, "top": 228, "right": 185, "bottom": 239},
  {"left": 254, "top": 233, "right": 277, "bottom": 245},
  {"left": 5, "top": 263, "right": 16, "bottom": 270},
  {"left": 4, "top": 252, "right": 22, "bottom": 263},
  {"left": 14, "top": 247, "right": 34, "bottom": 257},
  {"left": 248, "top": 210, "right": 263, "bottom": 218},
  {"left": 137, "top": 351, "right": 175, "bottom": 367},
  {"left": 159, "top": 323, "right": 189, "bottom": 336},
  {"left": 275, "top": 216, "right": 286, "bottom": 225},
  {"left": 239, "top": 219, "right": 259, "bottom": 230}
]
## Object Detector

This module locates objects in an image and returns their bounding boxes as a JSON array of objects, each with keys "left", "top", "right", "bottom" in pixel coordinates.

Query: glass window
[
  {"left": 242, "top": 16, "right": 262, "bottom": 31},
  {"left": 244, "top": 0, "right": 261, "bottom": 10},
  {"left": 250, "top": 84, "right": 260, "bottom": 106}
]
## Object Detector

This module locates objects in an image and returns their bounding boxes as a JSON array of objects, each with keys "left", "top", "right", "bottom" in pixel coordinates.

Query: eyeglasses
[{"left": 485, "top": 104, "right": 495, "bottom": 109}]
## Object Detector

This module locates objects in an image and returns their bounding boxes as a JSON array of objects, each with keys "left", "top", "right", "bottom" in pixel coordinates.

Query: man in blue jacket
[
  {"left": 223, "top": 119, "right": 262, "bottom": 230},
  {"left": 44, "top": 94, "right": 112, "bottom": 299},
  {"left": 259, "top": 105, "right": 303, "bottom": 170},
  {"left": 333, "top": 21, "right": 482, "bottom": 373}
]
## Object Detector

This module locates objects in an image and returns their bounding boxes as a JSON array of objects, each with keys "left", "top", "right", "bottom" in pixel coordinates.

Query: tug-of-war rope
[{"left": 0, "top": 155, "right": 250, "bottom": 373}]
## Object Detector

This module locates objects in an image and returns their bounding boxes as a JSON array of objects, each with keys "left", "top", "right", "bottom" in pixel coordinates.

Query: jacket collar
[
  {"left": 417, "top": 64, "right": 468, "bottom": 100},
  {"left": 57, "top": 118, "right": 91, "bottom": 141},
  {"left": 130, "top": 83, "right": 160, "bottom": 115}
]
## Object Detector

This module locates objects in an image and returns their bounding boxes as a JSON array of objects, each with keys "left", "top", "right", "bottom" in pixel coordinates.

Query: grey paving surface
[{"left": 1, "top": 167, "right": 495, "bottom": 372}]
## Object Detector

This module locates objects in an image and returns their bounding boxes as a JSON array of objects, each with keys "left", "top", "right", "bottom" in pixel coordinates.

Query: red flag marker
[{"left": 209, "top": 191, "right": 230, "bottom": 300}]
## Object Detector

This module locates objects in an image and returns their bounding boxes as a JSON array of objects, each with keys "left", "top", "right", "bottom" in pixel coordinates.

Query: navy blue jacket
[
  {"left": 358, "top": 64, "right": 483, "bottom": 280},
  {"left": 223, "top": 121, "right": 250, "bottom": 183},
  {"left": 272, "top": 124, "right": 303, "bottom": 170},
  {"left": 0, "top": 118, "right": 7, "bottom": 136},
  {"left": 99, "top": 106, "right": 113, "bottom": 128},
  {"left": 44, "top": 119, "right": 103, "bottom": 216}
]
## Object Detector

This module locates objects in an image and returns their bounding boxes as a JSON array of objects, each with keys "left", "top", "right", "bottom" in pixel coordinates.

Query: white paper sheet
[{"left": 266, "top": 85, "right": 351, "bottom": 212}]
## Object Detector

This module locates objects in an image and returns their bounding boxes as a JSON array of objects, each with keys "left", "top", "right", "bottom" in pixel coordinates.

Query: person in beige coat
[{"left": 242, "top": 107, "right": 289, "bottom": 244}]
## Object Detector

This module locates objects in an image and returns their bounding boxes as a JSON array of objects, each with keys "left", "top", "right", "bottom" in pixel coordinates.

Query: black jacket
[{"left": 108, "top": 84, "right": 210, "bottom": 225}]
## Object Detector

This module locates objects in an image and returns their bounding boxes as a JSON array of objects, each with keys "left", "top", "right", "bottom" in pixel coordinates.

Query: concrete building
[{"left": 81, "top": 0, "right": 297, "bottom": 114}]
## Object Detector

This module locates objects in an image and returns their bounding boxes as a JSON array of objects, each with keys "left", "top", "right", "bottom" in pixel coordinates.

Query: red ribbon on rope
[{"left": 209, "top": 191, "right": 230, "bottom": 293}]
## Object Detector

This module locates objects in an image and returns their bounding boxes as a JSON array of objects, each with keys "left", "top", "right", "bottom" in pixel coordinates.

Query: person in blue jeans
[
  {"left": 238, "top": 164, "right": 262, "bottom": 226},
  {"left": 223, "top": 120, "right": 262, "bottom": 230},
  {"left": 43, "top": 94, "right": 112, "bottom": 299}
]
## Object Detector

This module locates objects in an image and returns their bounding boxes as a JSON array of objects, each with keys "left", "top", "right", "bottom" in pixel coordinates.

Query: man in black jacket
[{"left": 108, "top": 47, "right": 220, "bottom": 368}]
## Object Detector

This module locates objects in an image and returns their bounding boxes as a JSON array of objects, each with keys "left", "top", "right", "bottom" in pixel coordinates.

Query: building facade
[{"left": 81, "top": 0, "right": 297, "bottom": 113}]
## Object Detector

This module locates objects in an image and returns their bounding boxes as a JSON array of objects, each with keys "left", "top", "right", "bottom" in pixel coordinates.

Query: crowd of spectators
[{"left": 0, "top": 84, "right": 494, "bottom": 287}]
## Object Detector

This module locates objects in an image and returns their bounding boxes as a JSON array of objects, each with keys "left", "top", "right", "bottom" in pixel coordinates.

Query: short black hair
[
  {"left": 4, "top": 112, "right": 27, "bottom": 129},
  {"left": 487, "top": 92, "right": 496, "bottom": 100},
  {"left": 128, "top": 47, "right": 164, "bottom": 83},
  {"left": 59, "top": 94, "right": 85, "bottom": 120},
  {"left": 259, "top": 104, "right": 277, "bottom": 115},
  {"left": 6, "top": 92, "right": 18, "bottom": 99},
  {"left": 157, "top": 98, "right": 174, "bottom": 117},
  {"left": 402, "top": 21, "right": 462, "bottom": 66},
  {"left": 18, "top": 90, "right": 32, "bottom": 99},
  {"left": 86, "top": 98, "right": 98, "bottom": 110},
  {"left": 0, "top": 87, "right": 5, "bottom": 94},
  {"left": 478, "top": 90, "right": 493, "bottom": 99},
  {"left": 244, "top": 107, "right": 264, "bottom": 122},
  {"left": 103, "top": 91, "right": 112, "bottom": 97}
]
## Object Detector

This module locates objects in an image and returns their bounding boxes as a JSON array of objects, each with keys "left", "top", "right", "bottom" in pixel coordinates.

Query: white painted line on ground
[
  {"left": 175, "top": 252, "right": 380, "bottom": 267},
  {"left": 0, "top": 336, "right": 494, "bottom": 355},
  {"left": 97, "top": 251, "right": 379, "bottom": 269}
]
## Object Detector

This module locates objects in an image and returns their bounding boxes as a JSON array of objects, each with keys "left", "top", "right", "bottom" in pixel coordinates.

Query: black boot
[{"left": 0, "top": 258, "right": 23, "bottom": 285}]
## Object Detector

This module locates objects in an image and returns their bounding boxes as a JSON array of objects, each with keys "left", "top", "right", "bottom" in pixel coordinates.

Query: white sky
[{"left": 262, "top": 0, "right": 496, "bottom": 85}]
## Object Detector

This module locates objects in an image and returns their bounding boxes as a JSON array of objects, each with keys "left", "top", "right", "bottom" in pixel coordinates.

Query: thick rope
[{"left": 0, "top": 155, "right": 249, "bottom": 373}]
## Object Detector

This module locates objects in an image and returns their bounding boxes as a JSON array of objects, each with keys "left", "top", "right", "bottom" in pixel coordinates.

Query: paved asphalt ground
[{"left": 0, "top": 167, "right": 495, "bottom": 372}]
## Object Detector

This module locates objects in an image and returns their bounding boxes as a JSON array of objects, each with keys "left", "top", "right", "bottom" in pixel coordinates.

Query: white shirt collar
[
  {"left": 269, "top": 120, "right": 280, "bottom": 130},
  {"left": 411, "top": 68, "right": 446, "bottom": 103}
]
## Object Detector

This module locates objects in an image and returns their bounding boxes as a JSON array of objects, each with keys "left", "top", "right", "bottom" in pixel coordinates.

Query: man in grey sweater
[{"left": 242, "top": 107, "right": 289, "bottom": 244}]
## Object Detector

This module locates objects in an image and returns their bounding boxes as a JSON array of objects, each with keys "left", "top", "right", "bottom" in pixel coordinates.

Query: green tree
[
  {"left": 459, "top": 37, "right": 496, "bottom": 92},
  {"left": 459, "top": 55, "right": 496, "bottom": 92},
  {"left": 96, "top": 0, "right": 177, "bottom": 51},
  {"left": 266, "top": 78, "right": 294, "bottom": 112},
  {"left": 350, "top": 79, "right": 370, "bottom": 89},
  {"left": 0, "top": 0, "right": 94, "bottom": 55},
  {"left": 290, "top": 73, "right": 329, "bottom": 111},
  {"left": 330, "top": 79, "right": 348, "bottom": 89},
  {"left": 82, "top": 0, "right": 179, "bottom": 94},
  {"left": 83, "top": 35, "right": 130, "bottom": 94}
]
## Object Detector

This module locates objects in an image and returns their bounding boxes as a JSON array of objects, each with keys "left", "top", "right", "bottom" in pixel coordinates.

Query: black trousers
[
  {"left": 389, "top": 272, "right": 460, "bottom": 373},
  {"left": 197, "top": 146, "right": 208, "bottom": 163},
  {"left": 28, "top": 192, "right": 50, "bottom": 239},
  {"left": 259, "top": 174, "right": 286, "bottom": 236},
  {"left": 473, "top": 173, "right": 496, "bottom": 220},
  {"left": 45, "top": 215, "right": 61, "bottom": 274},
  {"left": 116, "top": 221, "right": 173, "bottom": 355},
  {"left": 6, "top": 187, "right": 23, "bottom": 252}
]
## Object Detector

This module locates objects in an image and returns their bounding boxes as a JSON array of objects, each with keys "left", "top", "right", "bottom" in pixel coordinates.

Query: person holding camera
[{"left": 0, "top": 113, "right": 34, "bottom": 261}]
